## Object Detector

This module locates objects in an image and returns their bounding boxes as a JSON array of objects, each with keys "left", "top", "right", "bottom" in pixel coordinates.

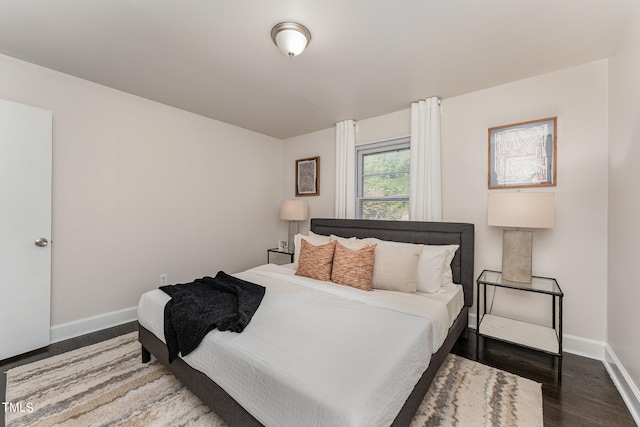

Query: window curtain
[
  {"left": 335, "top": 119, "right": 356, "bottom": 219},
  {"left": 410, "top": 97, "right": 442, "bottom": 221}
]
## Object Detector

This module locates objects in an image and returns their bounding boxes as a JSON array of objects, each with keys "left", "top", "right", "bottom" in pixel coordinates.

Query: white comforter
[{"left": 137, "top": 263, "right": 462, "bottom": 427}]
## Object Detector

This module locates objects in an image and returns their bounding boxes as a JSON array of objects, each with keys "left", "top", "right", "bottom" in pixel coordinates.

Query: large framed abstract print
[
  {"left": 295, "top": 156, "right": 320, "bottom": 196},
  {"left": 488, "top": 117, "right": 557, "bottom": 189}
]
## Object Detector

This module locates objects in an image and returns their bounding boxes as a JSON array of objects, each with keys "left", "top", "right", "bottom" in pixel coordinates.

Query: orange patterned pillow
[
  {"left": 331, "top": 242, "right": 377, "bottom": 291},
  {"left": 295, "top": 239, "right": 337, "bottom": 281}
]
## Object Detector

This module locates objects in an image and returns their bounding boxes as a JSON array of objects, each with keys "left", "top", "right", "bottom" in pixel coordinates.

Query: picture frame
[
  {"left": 278, "top": 240, "right": 288, "bottom": 252},
  {"left": 295, "top": 156, "right": 320, "bottom": 196},
  {"left": 488, "top": 117, "right": 557, "bottom": 189}
]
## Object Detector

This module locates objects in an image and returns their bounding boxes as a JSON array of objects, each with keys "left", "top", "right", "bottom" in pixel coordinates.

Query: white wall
[
  {"left": 0, "top": 54, "right": 283, "bottom": 329},
  {"left": 281, "top": 127, "right": 336, "bottom": 236},
  {"left": 283, "top": 61, "right": 610, "bottom": 345},
  {"left": 608, "top": 9, "right": 640, "bottom": 416},
  {"left": 443, "top": 61, "right": 609, "bottom": 342},
  {"left": 281, "top": 109, "right": 410, "bottom": 238}
]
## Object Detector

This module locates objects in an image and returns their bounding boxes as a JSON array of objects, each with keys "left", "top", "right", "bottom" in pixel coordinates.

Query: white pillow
[
  {"left": 372, "top": 242, "right": 423, "bottom": 293},
  {"left": 417, "top": 245, "right": 459, "bottom": 293},
  {"left": 293, "top": 233, "right": 331, "bottom": 268},
  {"left": 330, "top": 234, "right": 370, "bottom": 250},
  {"left": 440, "top": 245, "right": 459, "bottom": 286}
]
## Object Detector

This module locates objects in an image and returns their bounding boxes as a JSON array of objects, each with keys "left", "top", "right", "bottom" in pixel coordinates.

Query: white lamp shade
[
  {"left": 275, "top": 29, "right": 308, "bottom": 56},
  {"left": 280, "top": 200, "right": 309, "bottom": 221},
  {"left": 488, "top": 192, "right": 554, "bottom": 228}
]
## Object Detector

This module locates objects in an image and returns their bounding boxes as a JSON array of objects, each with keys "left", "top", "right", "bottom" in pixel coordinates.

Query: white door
[{"left": 0, "top": 99, "right": 52, "bottom": 360}]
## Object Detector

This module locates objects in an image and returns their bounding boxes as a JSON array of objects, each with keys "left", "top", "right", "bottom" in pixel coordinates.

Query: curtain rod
[{"left": 340, "top": 97, "right": 442, "bottom": 126}]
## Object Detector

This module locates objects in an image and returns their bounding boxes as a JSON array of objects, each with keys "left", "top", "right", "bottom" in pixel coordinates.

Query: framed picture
[
  {"left": 278, "top": 240, "right": 288, "bottom": 252},
  {"left": 295, "top": 156, "right": 320, "bottom": 196},
  {"left": 488, "top": 117, "right": 557, "bottom": 189}
]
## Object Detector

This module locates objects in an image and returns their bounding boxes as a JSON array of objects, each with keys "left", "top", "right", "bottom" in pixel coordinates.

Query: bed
[{"left": 137, "top": 218, "right": 474, "bottom": 427}]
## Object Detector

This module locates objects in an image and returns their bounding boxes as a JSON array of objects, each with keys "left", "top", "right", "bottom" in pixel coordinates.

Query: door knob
[{"left": 35, "top": 238, "right": 48, "bottom": 247}]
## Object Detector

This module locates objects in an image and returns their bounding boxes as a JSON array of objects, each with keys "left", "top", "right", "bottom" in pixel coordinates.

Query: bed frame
[{"left": 138, "top": 218, "right": 474, "bottom": 427}]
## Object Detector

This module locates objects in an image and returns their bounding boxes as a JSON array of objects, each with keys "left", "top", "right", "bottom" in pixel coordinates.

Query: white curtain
[
  {"left": 335, "top": 119, "right": 356, "bottom": 219},
  {"left": 410, "top": 97, "right": 442, "bottom": 221}
]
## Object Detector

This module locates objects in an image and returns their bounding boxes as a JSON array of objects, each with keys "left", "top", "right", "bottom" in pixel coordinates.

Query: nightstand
[
  {"left": 267, "top": 248, "right": 294, "bottom": 264},
  {"left": 476, "top": 269, "right": 564, "bottom": 381}
]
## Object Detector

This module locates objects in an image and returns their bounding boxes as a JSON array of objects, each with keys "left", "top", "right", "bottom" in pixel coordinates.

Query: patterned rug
[{"left": 5, "top": 332, "right": 542, "bottom": 427}]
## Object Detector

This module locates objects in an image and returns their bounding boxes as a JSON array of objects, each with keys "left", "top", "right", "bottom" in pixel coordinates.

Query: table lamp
[
  {"left": 280, "top": 199, "right": 309, "bottom": 252},
  {"left": 488, "top": 192, "right": 554, "bottom": 283}
]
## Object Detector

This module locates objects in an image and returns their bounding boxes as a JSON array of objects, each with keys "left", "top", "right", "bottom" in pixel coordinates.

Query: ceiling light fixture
[{"left": 271, "top": 22, "right": 311, "bottom": 57}]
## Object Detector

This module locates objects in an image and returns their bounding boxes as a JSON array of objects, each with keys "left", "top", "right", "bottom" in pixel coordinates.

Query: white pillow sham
[
  {"left": 330, "top": 234, "right": 370, "bottom": 250},
  {"left": 293, "top": 232, "right": 331, "bottom": 268},
  {"left": 417, "top": 244, "right": 459, "bottom": 293},
  {"left": 440, "top": 245, "right": 459, "bottom": 286}
]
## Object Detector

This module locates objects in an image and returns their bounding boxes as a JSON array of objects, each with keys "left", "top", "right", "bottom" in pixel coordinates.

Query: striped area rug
[{"left": 5, "top": 332, "right": 543, "bottom": 427}]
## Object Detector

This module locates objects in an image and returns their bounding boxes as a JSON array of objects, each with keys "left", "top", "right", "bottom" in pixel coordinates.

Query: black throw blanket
[{"left": 160, "top": 271, "right": 265, "bottom": 363}]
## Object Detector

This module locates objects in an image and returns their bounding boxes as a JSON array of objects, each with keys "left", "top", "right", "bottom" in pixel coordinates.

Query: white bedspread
[{"left": 137, "top": 263, "right": 463, "bottom": 427}]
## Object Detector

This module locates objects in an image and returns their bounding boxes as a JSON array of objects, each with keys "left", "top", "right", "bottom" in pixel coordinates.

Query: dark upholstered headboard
[{"left": 310, "top": 218, "right": 475, "bottom": 307}]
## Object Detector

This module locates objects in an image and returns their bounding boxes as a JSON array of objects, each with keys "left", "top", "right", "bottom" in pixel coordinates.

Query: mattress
[{"left": 137, "top": 263, "right": 463, "bottom": 427}]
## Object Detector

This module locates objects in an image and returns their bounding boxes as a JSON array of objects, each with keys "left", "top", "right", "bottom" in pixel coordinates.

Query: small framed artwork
[
  {"left": 278, "top": 240, "right": 288, "bottom": 252},
  {"left": 295, "top": 156, "right": 320, "bottom": 196},
  {"left": 488, "top": 117, "right": 557, "bottom": 189}
]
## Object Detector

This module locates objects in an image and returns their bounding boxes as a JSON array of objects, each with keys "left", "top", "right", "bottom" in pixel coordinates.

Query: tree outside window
[{"left": 356, "top": 138, "right": 410, "bottom": 220}]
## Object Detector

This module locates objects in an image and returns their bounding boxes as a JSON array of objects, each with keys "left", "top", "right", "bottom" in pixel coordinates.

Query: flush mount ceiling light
[{"left": 271, "top": 22, "right": 311, "bottom": 57}]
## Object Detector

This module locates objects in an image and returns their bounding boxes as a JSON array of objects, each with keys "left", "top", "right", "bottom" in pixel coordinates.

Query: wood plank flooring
[{"left": 1, "top": 323, "right": 636, "bottom": 426}]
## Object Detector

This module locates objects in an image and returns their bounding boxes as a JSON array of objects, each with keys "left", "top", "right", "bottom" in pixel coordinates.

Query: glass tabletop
[{"left": 477, "top": 270, "right": 563, "bottom": 296}]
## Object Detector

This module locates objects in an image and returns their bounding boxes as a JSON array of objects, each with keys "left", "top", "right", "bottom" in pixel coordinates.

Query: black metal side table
[
  {"left": 476, "top": 269, "right": 564, "bottom": 381},
  {"left": 267, "top": 248, "right": 294, "bottom": 264}
]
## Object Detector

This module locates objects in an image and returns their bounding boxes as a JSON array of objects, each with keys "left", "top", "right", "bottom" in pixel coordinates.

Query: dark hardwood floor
[
  {"left": 452, "top": 329, "right": 636, "bottom": 426},
  {"left": 1, "top": 323, "right": 636, "bottom": 426}
]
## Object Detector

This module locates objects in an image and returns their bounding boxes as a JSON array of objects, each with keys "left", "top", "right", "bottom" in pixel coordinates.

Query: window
[{"left": 356, "top": 137, "right": 410, "bottom": 220}]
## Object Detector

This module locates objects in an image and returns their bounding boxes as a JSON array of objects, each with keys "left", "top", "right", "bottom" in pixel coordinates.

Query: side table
[
  {"left": 476, "top": 269, "right": 564, "bottom": 381},
  {"left": 267, "top": 248, "right": 294, "bottom": 264}
]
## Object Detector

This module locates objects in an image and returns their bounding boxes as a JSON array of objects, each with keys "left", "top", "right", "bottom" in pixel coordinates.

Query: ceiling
[{"left": 0, "top": 1, "right": 636, "bottom": 140}]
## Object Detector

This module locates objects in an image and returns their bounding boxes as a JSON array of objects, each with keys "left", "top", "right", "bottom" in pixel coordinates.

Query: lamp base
[
  {"left": 288, "top": 221, "right": 299, "bottom": 253},
  {"left": 502, "top": 230, "right": 532, "bottom": 283}
]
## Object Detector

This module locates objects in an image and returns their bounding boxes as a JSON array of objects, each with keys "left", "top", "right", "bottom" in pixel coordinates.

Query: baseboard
[
  {"left": 562, "top": 333, "right": 606, "bottom": 360},
  {"left": 50, "top": 306, "right": 137, "bottom": 344},
  {"left": 604, "top": 345, "right": 640, "bottom": 425}
]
